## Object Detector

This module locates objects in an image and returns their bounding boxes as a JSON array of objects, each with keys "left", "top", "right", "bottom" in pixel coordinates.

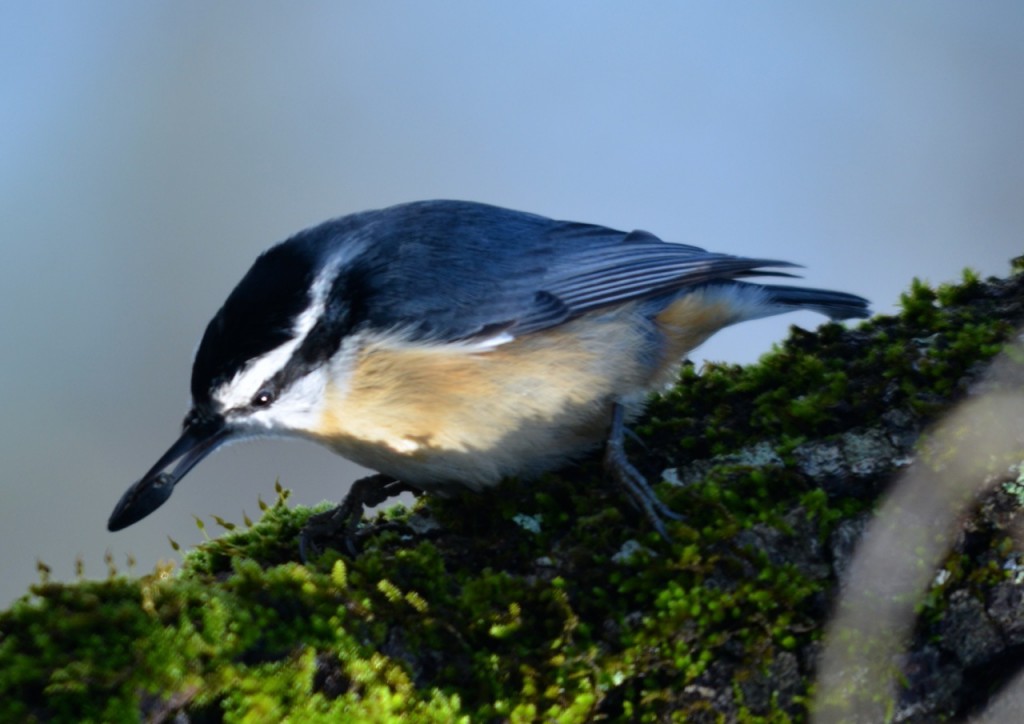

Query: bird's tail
[{"left": 758, "top": 283, "right": 871, "bottom": 321}]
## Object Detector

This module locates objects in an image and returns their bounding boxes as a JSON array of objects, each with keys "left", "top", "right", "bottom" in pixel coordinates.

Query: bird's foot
[
  {"left": 604, "top": 403, "right": 683, "bottom": 540},
  {"left": 298, "top": 473, "right": 417, "bottom": 561}
]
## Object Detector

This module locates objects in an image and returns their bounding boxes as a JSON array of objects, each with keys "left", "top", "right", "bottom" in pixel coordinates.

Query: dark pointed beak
[{"left": 108, "top": 415, "right": 230, "bottom": 531}]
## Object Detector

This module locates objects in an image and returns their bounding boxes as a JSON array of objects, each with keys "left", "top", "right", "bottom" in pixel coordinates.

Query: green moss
[
  {"left": 3, "top": 263, "right": 1024, "bottom": 721},
  {"left": 936, "top": 268, "right": 983, "bottom": 307}
]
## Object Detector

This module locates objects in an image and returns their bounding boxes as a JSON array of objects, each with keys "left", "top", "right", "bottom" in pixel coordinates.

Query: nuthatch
[{"left": 108, "top": 200, "right": 869, "bottom": 553}]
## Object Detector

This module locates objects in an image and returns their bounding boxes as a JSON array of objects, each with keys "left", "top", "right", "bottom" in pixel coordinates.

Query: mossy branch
[{"left": 4, "top": 264, "right": 1024, "bottom": 722}]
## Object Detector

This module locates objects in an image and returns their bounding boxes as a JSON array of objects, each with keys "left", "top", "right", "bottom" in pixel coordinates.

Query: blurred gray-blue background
[{"left": 2, "top": 3, "right": 1022, "bottom": 606}]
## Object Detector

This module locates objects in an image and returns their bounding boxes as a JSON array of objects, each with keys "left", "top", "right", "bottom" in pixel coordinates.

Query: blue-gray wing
[
  {"left": 349, "top": 200, "right": 799, "bottom": 341},
  {"left": 512, "top": 229, "right": 799, "bottom": 335}
]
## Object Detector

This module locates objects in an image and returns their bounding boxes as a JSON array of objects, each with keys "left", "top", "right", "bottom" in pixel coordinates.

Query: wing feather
[{"left": 333, "top": 201, "right": 806, "bottom": 342}]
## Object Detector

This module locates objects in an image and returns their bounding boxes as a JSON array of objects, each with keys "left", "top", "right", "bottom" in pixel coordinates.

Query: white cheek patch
[{"left": 245, "top": 368, "right": 328, "bottom": 432}]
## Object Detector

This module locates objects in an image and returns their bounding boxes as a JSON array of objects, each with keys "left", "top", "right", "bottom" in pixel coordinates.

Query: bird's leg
[
  {"left": 604, "top": 402, "right": 683, "bottom": 539},
  {"left": 298, "top": 473, "right": 418, "bottom": 561}
]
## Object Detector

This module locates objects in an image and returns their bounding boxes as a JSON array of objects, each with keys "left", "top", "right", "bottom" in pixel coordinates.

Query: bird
[{"left": 107, "top": 200, "right": 870, "bottom": 555}]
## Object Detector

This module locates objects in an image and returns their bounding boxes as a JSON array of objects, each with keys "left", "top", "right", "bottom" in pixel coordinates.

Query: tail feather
[{"left": 759, "top": 283, "right": 871, "bottom": 321}]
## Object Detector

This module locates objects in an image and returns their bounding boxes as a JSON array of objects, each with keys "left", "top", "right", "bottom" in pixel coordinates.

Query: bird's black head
[
  {"left": 108, "top": 222, "right": 372, "bottom": 532},
  {"left": 190, "top": 240, "right": 319, "bottom": 405}
]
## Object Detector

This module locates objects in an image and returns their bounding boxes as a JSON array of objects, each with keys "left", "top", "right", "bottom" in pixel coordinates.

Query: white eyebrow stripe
[
  {"left": 216, "top": 339, "right": 304, "bottom": 408},
  {"left": 291, "top": 251, "right": 344, "bottom": 340},
  {"left": 213, "top": 241, "right": 366, "bottom": 410}
]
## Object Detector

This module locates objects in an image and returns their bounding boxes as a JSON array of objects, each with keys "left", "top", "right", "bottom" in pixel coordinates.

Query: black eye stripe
[{"left": 259, "top": 269, "right": 359, "bottom": 397}]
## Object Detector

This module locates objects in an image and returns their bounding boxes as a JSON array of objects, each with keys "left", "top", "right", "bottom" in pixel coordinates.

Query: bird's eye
[{"left": 251, "top": 389, "right": 274, "bottom": 408}]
